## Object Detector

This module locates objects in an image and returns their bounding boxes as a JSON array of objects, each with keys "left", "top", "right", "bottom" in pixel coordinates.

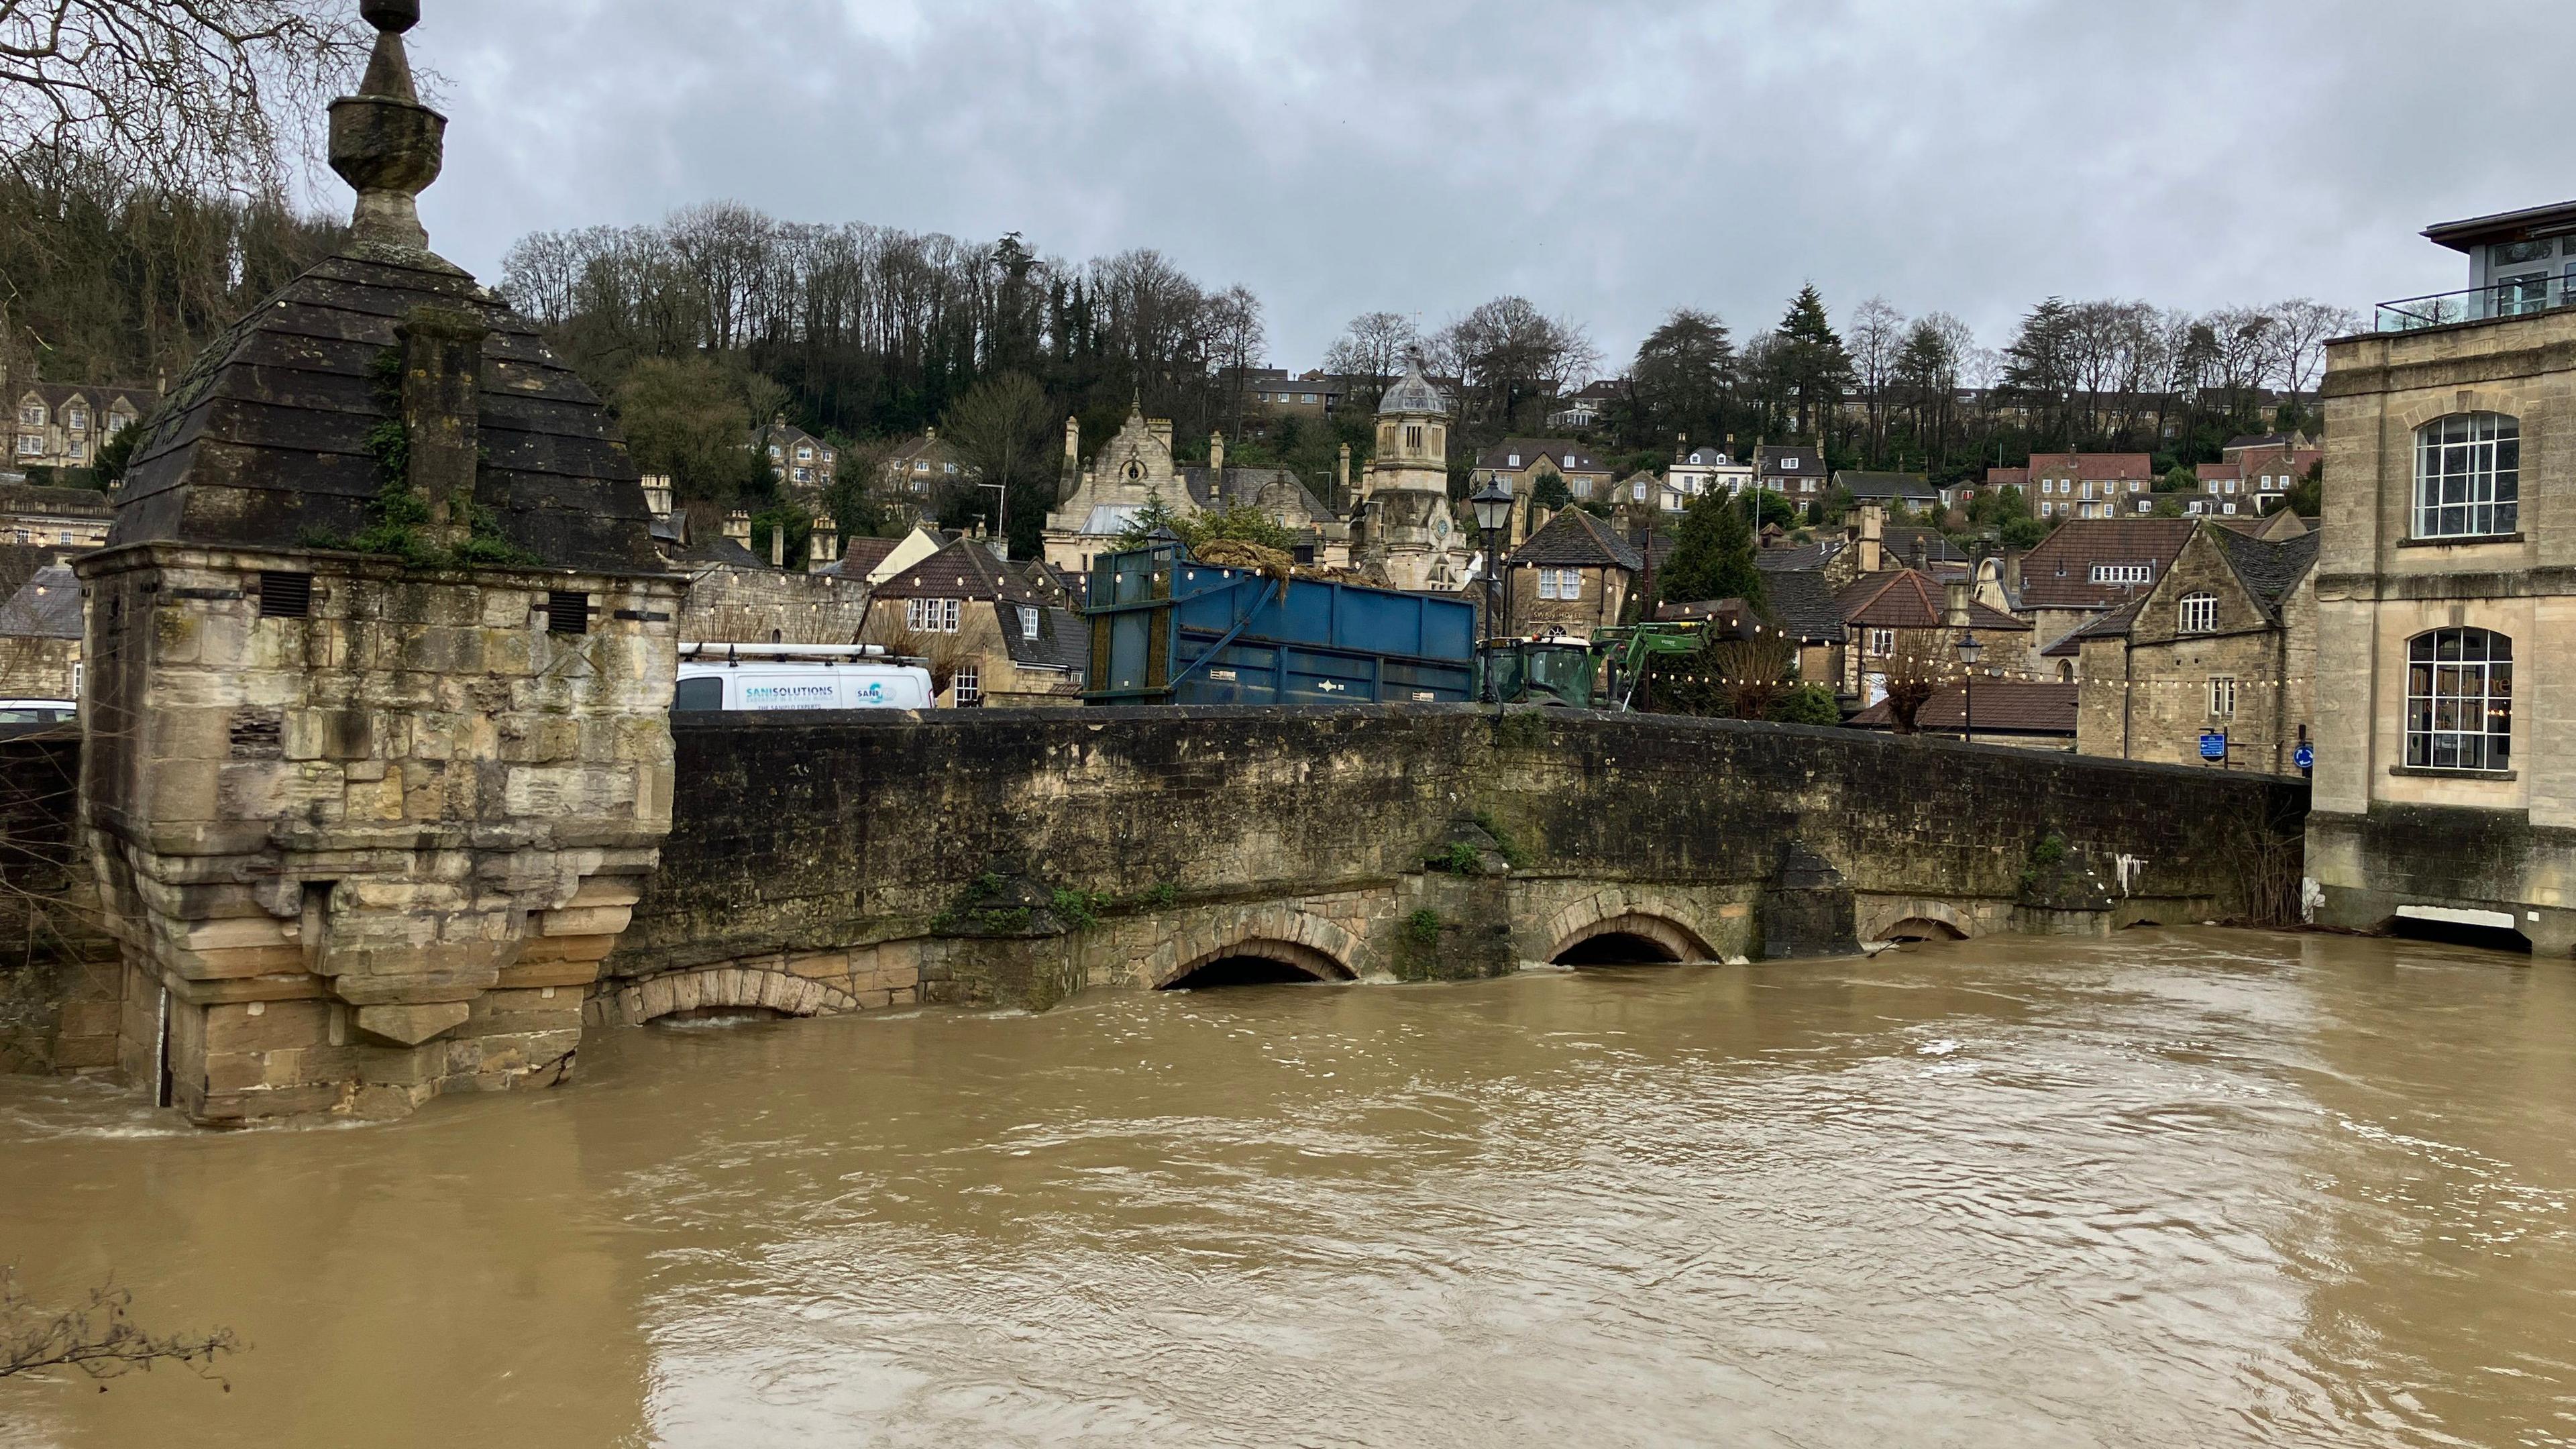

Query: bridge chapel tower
[
  {"left": 1352, "top": 354, "right": 1468, "bottom": 591},
  {"left": 74, "top": 0, "right": 685, "bottom": 1124}
]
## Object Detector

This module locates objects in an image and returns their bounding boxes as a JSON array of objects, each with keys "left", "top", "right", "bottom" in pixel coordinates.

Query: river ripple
[{"left": 1, "top": 928, "right": 2571, "bottom": 1447}]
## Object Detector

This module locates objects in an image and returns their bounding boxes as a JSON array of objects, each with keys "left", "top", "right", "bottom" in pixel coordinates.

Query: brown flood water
[{"left": 3, "top": 928, "right": 2573, "bottom": 1447}]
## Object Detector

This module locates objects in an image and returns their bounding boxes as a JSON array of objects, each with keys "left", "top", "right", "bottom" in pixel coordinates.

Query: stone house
[
  {"left": 0, "top": 482, "right": 115, "bottom": 547},
  {"left": 0, "top": 564, "right": 82, "bottom": 698},
  {"left": 2027, "top": 452, "right": 2155, "bottom": 521},
  {"left": 2221, "top": 433, "right": 2324, "bottom": 513},
  {"left": 865, "top": 538, "right": 1081, "bottom": 705},
  {"left": 1044, "top": 411, "right": 1348, "bottom": 575},
  {"left": 1835, "top": 569, "right": 2031, "bottom": 704},
  {"left": 1832, "top": 470, "right": 1941, "bottom": 516},
  {"left": 2308, "top": 197, "right": 2576, "bottom": 951},
  {"left": 752, "top": 415, "right": 838, "bottom": 493},
  {"left": 881, "top": 428, "right": 967, "bottom": 504},
  {"left": 1472, "top": 437, "right": 1613, "bottom": 531},
  {"left": 6, "top": 380, "right": 153, "bottom": 474},
  {"left": 1499, "top": 508, "right": 1640, "bottom": 639},
  {"left": 2059, "top": 521, "right": 2319, "bottom": 773},
  {"left": 1752, "top": 443, "right": 1829, "bottom": 512},
  {"left": 2013, "top": 517, "right": 2200, "bottom": 661},
  {"left": 1666, "top": 440, "right": 1751, "bottom": 504}
]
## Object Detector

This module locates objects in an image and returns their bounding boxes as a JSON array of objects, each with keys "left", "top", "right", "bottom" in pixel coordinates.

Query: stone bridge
[{"left": 592, "top": 706, "right": 2308, "bottom": 1028}]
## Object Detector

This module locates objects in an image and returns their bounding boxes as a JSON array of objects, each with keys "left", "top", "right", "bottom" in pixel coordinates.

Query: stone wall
[
  {"left": 608, "top": 706, "right": 2308, "bottom": 1020},
  {"left": 676, "top": 561, "right": 871, "bottom": 645}
]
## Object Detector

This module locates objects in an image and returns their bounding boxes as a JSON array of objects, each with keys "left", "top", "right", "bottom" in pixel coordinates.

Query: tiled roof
[
  {"left": 1985, "top": 466, "right": 2029, "bottom": 488},
  {"left": 1478, "top": 437, "right": 1609, "bottom": 474},
  {"left": 2213, "top": 527, "right": 2322, "bottom": 620},
  {"left": 872, "top": 539, "right": 1047, "bottom": 603},
  {"left": 1881, "top": 526, "right": 1968, "bottom": 567},
  {"left": 1505, "top": 508, "right": 1642, "bottom": 572},
  {"left": 2027, "top": 452, "right": 2155, "bottom": 480},
  {"left": 0, "top": 566, "right": 80, "bottom": 639},
  {"left": 1836, "top": 570, "right": 2027, "bottom": 631},
  {"left": 2197, "top": 462, "right": 2243, "bottom": 482},
  {"left": 1754, "top": 444, "right": 1826, "bottom": 478},
  {"left": 1834, "top": 470, "right": 1939, "bottom": 501},
  {"left": 834, "top": 535, "right": 901, "bottom": 576},
  {"left": 1754, "top": 537, "right": 1843, "bottom": 573},
  {"left": 994, "top": 602, "right": 1087, "bottom": 674},
  {"left": 0, "top": 543, "right": 62, "bottom": 602},
  {"left": 2017, "top": 519, "right": 2199, "bottom": 609},
  {"left": 2223, "top": 432, "right": 2311, "bottom": 452},
  {"left": 1764, "top": 570, "right": 1847, "bottom": 643},
  {"left": 1848, "top": 682, "right": 2076, "bottom": 735}
]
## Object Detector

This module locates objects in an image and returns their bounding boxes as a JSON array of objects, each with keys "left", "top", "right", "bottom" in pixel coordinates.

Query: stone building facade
[
  {"left": 866, "top": 538, "right": 1081, "bottom": 705},
  {"left": 2064, "top": 521, "right": 2318, "bottom": 773},
  {"left": 1501, "top": 508, "right": 1640, "bottom": 639},
  {"left": 1352, "top": 357, "right": 1471, "bottom": 590},
  {"left": 2309, "top": 199, "right": 2576, "bottom": 952},
  {"left": 72, "top": 2, "right": 683, "bottom": 1123},
  {"left": 7, "top": 380, "right": 152, "bottom": 475}
]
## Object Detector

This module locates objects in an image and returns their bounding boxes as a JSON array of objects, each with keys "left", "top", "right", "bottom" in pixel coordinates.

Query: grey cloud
[{"left": 409, "top": 0, "right": 2576, "bottom": 367}]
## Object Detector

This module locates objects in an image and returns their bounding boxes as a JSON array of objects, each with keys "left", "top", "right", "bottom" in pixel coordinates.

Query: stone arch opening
[
  {"left": 651, "top": 1004, "right": 792, "bottom": 1026},
  {"left": 2388, "top": 914, "right": 2532, "bottom": 955},
  {"left": 1157, "top": 938, "right": 1354, "bottom": 990},
  {"left": 1884, "top": 917, "right": 1968, "bottom": 943},
  {"left": 1550, "top": 912, "right": 1713, "bottom": 967},
  {"left": 610, "top": 966, "right": 855, "bottom": 1026}
]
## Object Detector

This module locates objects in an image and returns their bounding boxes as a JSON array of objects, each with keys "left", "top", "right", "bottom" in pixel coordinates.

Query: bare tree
[
  {"left": 1437, "top": 296, "right": 1598, "bottom": 430},
  {"left": 1322, "top": 311, "right": 1417, "bottom": 405},
  {"left": 2266, "top": 298, "right": 2363, "bottom": 403},
  {"left": 1207, "top": 284, "right": 1265, "bottom": 442},
  {"left": 1846, "top": 297, "right": 1906, "bottom": 465},
  {"left": 0, "top": 0, "right": 371, "bottom": 194},
  {"left": 0, "top": 1268, "right": 238, "bottom": 1385}
]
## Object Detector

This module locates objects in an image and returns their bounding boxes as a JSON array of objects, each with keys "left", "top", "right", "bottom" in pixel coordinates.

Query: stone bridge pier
[{"left": 594, "top": 707, "right": 2306, "bottom": 1027}]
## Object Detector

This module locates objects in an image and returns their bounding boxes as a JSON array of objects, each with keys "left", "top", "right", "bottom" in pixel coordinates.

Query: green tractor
[{"left": 1479, "top": 621, "right": 1711, "bottom": 711}]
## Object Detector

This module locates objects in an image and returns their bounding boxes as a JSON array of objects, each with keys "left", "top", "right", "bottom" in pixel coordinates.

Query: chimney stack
[
  {"left": 1943, "top": 578, "right": 1971, "bottom": 629},
  {"left": 770, "top": 524, "right": 785, "bottom": 569},
  {"left": 1336, "top": 442, "right": 1352, "bottom": 503},
  {"left": 723, "top": 509, "right": 751, "bottom": 547},
  {"left": 1062, "top": 414, "right": 1080, "bottom": 492},
  {"left": 1858, "top": 502, "right": 1884, "bottom": 573},
  {"left": 1210, "top": 431, "right": 1225, "bottom": 474}
]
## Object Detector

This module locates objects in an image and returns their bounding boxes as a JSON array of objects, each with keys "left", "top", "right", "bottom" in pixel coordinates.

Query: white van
[{"left": 674, "top": 645, "right": 935, "bottom": 713}]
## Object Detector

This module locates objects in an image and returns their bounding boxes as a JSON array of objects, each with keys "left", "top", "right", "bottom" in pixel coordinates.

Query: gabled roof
[
  {"left": 1479, "top": 437, "right": 1608, "bottom": 474},
  {"left": 872, "top": 539, "right": 1047, "bottom": 603},
  {"left": 0, "top": 543, "right": 64, "bottom": 602},
  {"left": 1881, "top": 526, "right": 1968, "bottom": 568},
  {"left": 1763, "top": 570, "right": 1847, "bottom": 643},
  {"left": 2017, "top": 519, "right": 2200, "bottom": 609},
  {"left": 1833, "top": 470, "right": 1939, "bottom": 501},
  {"left": 12, "top": 382, "right": 156, "bottom": 417},
  {"left": 1835, "top": 570, "right": 2027, "bottom": 631},
  {"left": 0, "top": 483, "right": 114, "bottom": 519},
  {"left": 1673, "top": 446, "right": 1738, "bottom": 468},
  {"left": 1848, "top": 682, "right": 2076, "bottom": 735},
  {"left": 833, "top": 535, "right": 902, "bottom": 577},
  {"left": 1505, "top": 507, "right": 1642, "bottom": 572},
  {"left": 2212, "top": 526, "right": 2322, "bottom": 622},
  {"left": 0, "top": 566, "right": 80, "bottom": 639},
  {"left": 1754, "top": 444, "right": 1826, "bottom": 478},
  {"left": 994, "top": 601, "right": 1087, "bottom": 673},
  {"left": 1984, "top": 466, "right": 2029, "bottom": 488},
  {"left": 2197, "top": 462, "right": 2243, "bottom": 482}
]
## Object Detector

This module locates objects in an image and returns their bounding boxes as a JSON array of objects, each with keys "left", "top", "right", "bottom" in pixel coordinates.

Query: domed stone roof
[
  {"left": 107, "top": 1, "right": 662, "bottom": 576},
  {"left": 1377, "top": 355, "right": 1448, "bottom": 418}
]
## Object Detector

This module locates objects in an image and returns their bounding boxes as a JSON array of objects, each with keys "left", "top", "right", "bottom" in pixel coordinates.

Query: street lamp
[
  {"left": 1955, "top": 630, "right": 1982, "bottom": 745},
  {"left": 1470, "top": 480, "right": 1515, "bottom": 704}
]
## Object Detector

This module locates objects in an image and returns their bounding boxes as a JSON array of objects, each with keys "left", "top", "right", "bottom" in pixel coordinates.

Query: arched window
[
  {"left": 2407, "top": 629, "right": 2512, "bottom": 771},
  {"left": 2178, "top": 592, "right": 2217, "bottom": 633},
  {"left": 2415, "top": 413, "right": 2519, "bottom": 539},
  {"left": 2058, "top": 659, "right": 2076, "bottom": 683}
]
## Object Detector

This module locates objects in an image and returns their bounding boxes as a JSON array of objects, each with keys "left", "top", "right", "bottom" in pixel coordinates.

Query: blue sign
[
  {"left": 2200, "top": 731, "right": 2229, "bottom": 761},
  {"left": 2294, "top": 742, "right": 2315, "bottom": 771}
]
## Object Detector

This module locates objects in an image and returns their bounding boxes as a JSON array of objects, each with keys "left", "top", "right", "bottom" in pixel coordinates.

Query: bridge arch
[
  {"left": 1548, "top": 910, "right": 1716, "bottom": 966},
  {"left": 606, "top": 966, "right": 857, "bottom": 1025},
  {"left": 1149, "top": 910, "right": 1363, "bottom": 989},
  {"left": 1858, "top": 898, "right": 1978, "bottom": 944}
]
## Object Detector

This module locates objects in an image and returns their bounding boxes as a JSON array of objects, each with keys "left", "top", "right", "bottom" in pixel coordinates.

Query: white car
[
  {"left": 674, "top": 645, "right": 934, "bottom": 713},
  {"left": 0, "top": 698, "right": 75, "bottom": 727}
]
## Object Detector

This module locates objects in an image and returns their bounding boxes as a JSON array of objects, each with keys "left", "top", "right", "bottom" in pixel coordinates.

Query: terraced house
[{"left": 7, "top": 380, "right": 152, "bottom": 475}]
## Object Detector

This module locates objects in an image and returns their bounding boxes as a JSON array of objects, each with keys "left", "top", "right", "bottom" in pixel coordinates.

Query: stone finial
[{"left": 329, "top": 0, "right": 446, "bottom": 252}]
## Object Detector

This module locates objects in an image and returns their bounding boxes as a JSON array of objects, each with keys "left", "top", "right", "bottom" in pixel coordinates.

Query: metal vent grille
[
  {"left": 546, "top": 590, "right": 590, "bottom": 636},
  {"left": 258, "top": 572, "right": 312, "bottom": 619}
]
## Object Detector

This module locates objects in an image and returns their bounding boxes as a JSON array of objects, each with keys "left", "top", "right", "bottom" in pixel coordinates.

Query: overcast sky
[{"left": 406, "top": 0, "right": 2573, "bottom": 370}]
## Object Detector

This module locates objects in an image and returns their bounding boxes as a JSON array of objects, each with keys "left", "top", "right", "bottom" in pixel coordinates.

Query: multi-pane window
[
  {"left": 2207, "top": 676, "right": 2237, "bottom": 718},
  {"left": 14, "top": 436, "right": 40, "bottom": 456},
  {"left": 65, "top": 408, "right": 87, "bottom": 432},
  {"left": 1537, "top": 568, "right": 1582, "bottom": 600},
  {"left": 2407, "top": 629, "right": 2512, "bottom": 771},
  {"left": 2090, "top": 564, "right": 2153, "bottom": 585},
  {"left": 1869, "top": 627, "right": 1895, "bottom": 657},
  {"left": 17, "top": 405, "right": 42, "bottom": 427},
  {"left": 953, "top": 664, "right": 981, "bottom": 706},
  {"left": 904, "top": 597, "right": 962, "bottom": 633},
  {"left": 1018, "top": 605, "right": 1040, "bottom": 640},
  {"left": 2178, "top": 593, "right": 2217, "bottom": 633},
  {"left": 2414, "top": 413, "right": 2519, "bottom": 539}
]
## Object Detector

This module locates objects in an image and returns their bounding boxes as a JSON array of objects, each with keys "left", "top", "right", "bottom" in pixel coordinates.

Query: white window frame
[
  {"left": 1019, "top": 604, "right": 1040, "bottom": 640},
  {"left": 14, "top": 435, "right": 41, "bottom": 456},
  {"left": 2414, "top": 413, "right": 2520, "bottom": 539},
  {"left": 2178, "top": 592, "right": 2217, "bottom": 633},
  {"left": 1869, "top": 627, "right": 1895, "bottom": 657},
  {"left": 953, "top": 663, "right": 981, "bottom": 706},
  {"left": 17, "top": 405, "right": 42, "bottom": 427},
  {"left": 1537, "top": 569, "right": 1560, "bottom": 600},
  {"left": 2406, "top": 628, "right": 2512, "bottom": 771},
  {"left": 2208, "top": 676, "right": 2237, "bottom": 718}
]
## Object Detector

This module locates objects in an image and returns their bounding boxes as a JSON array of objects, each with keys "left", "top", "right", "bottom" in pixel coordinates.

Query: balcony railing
[{"left": 2376, "top": 276, "right": 2576, "bottom": 332}]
